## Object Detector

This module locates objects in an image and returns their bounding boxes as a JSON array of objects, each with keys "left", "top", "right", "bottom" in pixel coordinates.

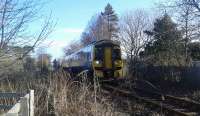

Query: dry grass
[
  {"left": 0, "top": 70, "right": 164, "bottom": 116},
  {"left": 0, "top": 71, "right": 125, "bottom": 116},
  {"left": 0, "top": 75, "right": 49, "bottom": 115},
  {"left": 50, "top": 71, "right": 125, "bottom": 116}
]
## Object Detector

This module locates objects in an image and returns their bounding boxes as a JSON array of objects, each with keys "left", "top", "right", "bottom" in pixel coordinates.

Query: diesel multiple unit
[{"left": 64, "top": 40, "right": 123, "bottom": 79}]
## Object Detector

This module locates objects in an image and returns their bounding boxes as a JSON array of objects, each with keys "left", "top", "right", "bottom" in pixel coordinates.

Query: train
[{"left": 63, "top": 40, "right": 123, "bottom": 80}]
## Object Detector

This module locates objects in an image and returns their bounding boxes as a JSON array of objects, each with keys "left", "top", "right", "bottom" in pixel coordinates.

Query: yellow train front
[
  {"left": 92, "top": 40, "right": 123, "bottom": 79},
  {"left": 64, "top": 40, "right": 123, "bottom": 80}
]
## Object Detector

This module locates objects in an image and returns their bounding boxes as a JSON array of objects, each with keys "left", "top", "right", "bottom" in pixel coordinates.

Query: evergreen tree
[
  {"left": 101, "top": 3, "right": 119, "bottom": 39},
  {"left": 188, "top": 42, "right": 200, "bottom": 61},
  {"left": 144, "top": 14, "right": 185, "bottom": 66}
]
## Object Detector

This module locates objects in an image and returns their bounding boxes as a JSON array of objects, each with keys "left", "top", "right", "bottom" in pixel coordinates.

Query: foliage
[
  {"left": 160, "top": 0, "right": 200, "bottom": 62},
  {"left": 63, "top": 41, "right": 83, "bottom": 56},
  {"left": 144, "top": 14, "right": 186, "bottom": 66},
  {"left": 188, "top": 42, "right": 200, "bottom": 61},
  {"left": 101, "top": 3, "right": 119, "bottom": 39}
]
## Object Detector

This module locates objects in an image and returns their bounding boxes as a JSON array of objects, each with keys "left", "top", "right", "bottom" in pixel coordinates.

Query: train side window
[{"left": 112, "top": 49, "right": 121, "bottom": 60}]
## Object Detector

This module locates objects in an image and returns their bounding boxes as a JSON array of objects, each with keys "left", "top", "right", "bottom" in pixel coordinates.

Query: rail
[{"left": 102, "top": 85, "right": 200, "bottom": 116}]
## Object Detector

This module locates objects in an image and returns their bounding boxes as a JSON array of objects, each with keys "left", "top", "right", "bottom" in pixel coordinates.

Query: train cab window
[
  {"left": 112, "top": 48, "right": 121, "bottom": 60},
  {"left": 94, "top": 47, "right": 103, "bottom": 60}
]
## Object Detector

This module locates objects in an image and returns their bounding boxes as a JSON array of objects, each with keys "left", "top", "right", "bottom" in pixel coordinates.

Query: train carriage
[{"left": 64, "top": 40, "right": 123, "bottom": 79}]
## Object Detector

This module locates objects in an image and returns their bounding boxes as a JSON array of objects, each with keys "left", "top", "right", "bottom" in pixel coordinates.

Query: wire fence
[{"left": 0, "top": 90, "right": 34, "bottom": 116}]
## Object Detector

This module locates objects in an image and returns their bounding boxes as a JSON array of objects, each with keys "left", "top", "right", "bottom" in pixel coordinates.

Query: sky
[{"left": 36, "top": 0, "right": 161, "bottom": 59}]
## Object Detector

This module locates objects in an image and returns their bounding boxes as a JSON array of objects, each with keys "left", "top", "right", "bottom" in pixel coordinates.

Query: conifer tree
[
  {"left": 144, "top": 14, "right": 185, "bottom": 66},
  {"left": 101, "top": 3, "right": 119, "bottom": 39}
]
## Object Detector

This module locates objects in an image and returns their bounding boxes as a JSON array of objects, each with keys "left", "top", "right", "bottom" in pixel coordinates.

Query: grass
[
  {"left": 0, "top": 70, "right": 120, "bottom": 116},
  {"left": 0, "top": 70, "right": 166, "bottom": 116},
  {"left": 51, "top": 71, "right": 121, "bottom": 116}
]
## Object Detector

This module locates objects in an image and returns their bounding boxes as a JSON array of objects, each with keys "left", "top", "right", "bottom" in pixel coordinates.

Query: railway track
[{"left": 101, "top": 84, "right": 200, "bottom": 116}]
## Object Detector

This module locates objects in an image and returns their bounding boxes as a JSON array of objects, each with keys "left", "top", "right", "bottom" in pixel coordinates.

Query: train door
[{"left": 104, "top": 47, "right": 112, "bottom": 69}]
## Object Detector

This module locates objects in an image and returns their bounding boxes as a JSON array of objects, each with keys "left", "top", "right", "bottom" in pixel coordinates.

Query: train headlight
[
  {"left": 94, "top": 60, "right": 102, "bottom": 68},
  {"left": 114, "top": 60, "right": 122, "bottom": 65},
  {"left": 95, "top": 60, "right": 100, "bottom": 64}
]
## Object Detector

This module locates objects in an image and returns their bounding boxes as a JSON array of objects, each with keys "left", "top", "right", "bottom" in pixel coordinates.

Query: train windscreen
[
  {"left": 112, "top": 48, "right": 121, "bottom": 60},
  {"left": 95, "top": 47, "right": 104, "bottom": 60}
]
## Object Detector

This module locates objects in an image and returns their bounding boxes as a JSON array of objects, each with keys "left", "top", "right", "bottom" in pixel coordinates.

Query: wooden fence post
[
  {"left": 20, "top": 97, "right": 29, "bottom": 116},
  {"left": 29, "top": 90, "right": 34, "bottom": 116}
]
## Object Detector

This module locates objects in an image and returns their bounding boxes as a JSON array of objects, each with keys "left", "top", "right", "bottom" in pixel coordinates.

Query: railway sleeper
[
  {"left": 102, "top": 85, "right": 200, "bottom": 116},
  {"left": 183, "top": 112, "right": 198, "bottom": 116},
  {"left": 165, "top": 95, "right": 200, "bottom": 111},
  {"left": 119, "top": 90, "right": 197, "bottom": 115},
  {"left": 173, "top": 108, "right": 199, "bottom": 116},
  {"left": 142, "top": 99, "right": 196, "bottom": 116},
  {"left": 153, "top": 100, "right": 199, "bottom": 115},
  {"left": 134, "top": 87, "right": 200, "bottom": 113}
]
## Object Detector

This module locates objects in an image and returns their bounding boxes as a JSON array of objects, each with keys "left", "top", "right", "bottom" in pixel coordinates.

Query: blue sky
[{"left": 37, "top": 0, "right": 161, "bottom": 59}]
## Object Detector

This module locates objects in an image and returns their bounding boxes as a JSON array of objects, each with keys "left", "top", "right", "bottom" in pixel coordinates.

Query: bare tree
[
  {"left": 187, "top": 0, "right": 200, "bottom": 12},
  {"left": 118, "top": 10, "right": 153, "bottom": 76},
  {"left": 81, "top": 13, "right": 107, "bottom": 46},
  {"left": 163, "top": 0, "right": 199, "bottom": 63},
  {"left": 63, "top": 41, "right": 83, "bottom": 56},
  {"left": 180, "top": 2, "right": 193, "bottom": 60},
  {"left": 87, "top": 14, "right": 104, "bottom": 41},
  {"left": 168, "top": 0, "right": 197, "bottom": 63},
  {"left": 180, "top": 0, "right": 200, "bottom": 40},
  {"left": 118, "top": 10, "right": 152, "bottom": 62},
  {"left": 81, "top": 3, "right": 119, "bottom": 46},
  {"left": 0, "top": 0, "right": 54, "bottom": 72},
  {"left": 159, "top": 0, "right": 200, "bottom": 63}
]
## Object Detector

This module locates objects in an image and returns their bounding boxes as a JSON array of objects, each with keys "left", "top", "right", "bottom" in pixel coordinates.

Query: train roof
[
  {"left": 65, "top": 40, "right": 120, "bottom": 59},
  {"left": 93, "top": 39, "right": 120, "bottom": 46}
]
